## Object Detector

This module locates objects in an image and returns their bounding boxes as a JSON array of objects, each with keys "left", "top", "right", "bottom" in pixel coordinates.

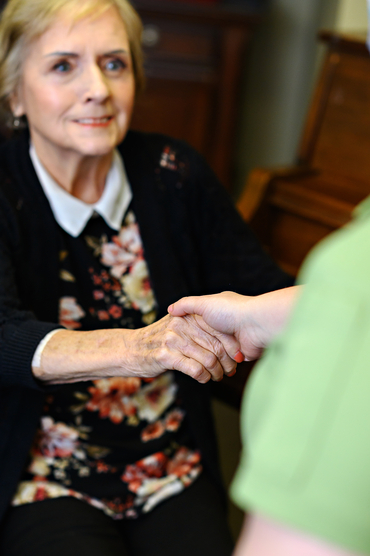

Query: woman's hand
[
  {"left": 168, "top": 287, "right": 301, "bottom": 361},
  {"left": 122, "top": 314, "right": 241, "bottom": 383},
  {"left": 33, "top": 313, "right": 241, "bottom": 385}
]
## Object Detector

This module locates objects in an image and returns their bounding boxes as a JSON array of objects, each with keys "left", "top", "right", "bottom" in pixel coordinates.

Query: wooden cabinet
[
  {"left": 237, "top": 31, "right": 370, "bottom": 275},
  {"left": 130, "top": 1, "right": 262, "bottom": 190}
]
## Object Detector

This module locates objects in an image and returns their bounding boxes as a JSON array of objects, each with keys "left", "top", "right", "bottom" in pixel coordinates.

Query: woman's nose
[{"left": 81, "top": 65, "right": 110, "bottom": 103}]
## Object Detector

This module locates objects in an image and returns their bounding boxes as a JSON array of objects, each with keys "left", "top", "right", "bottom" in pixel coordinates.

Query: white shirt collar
[{"left": 29, "top": 145, "right": 132, "bottom": 237}]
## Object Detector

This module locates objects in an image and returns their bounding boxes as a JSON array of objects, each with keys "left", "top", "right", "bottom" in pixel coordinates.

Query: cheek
[
  {"left": 115, "top": 81, "right": 135, "bottom": 113},
  {"left": 22, "top": 84, "right": 71, "bottom": 120}
]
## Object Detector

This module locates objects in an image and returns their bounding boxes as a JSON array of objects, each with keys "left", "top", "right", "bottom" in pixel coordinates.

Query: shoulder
[
  {"left": 121, "top": 130, "right": 198, "bottom": 158},
  {"left": 118, "top": 131, "right": 227, "bottom": 215},
  {"left": 0, "top": 141, "right": 19, "bottom": 208},
  {"left": 0, "top": 132, "right": 32, "bottom": 243},
  {"left": 0, "top": 131, "right": 29, "bottom": 193},
  {"left": 119, "top": 130, "right": 210, "bottom": 180},
  {"left": 298, "top": 207, "right": 370, "bottom": 295}
]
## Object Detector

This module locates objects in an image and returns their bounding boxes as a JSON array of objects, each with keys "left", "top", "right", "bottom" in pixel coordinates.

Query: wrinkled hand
[
  {"left": 169, "top": 292, "right": 259, "bottom": 360},
  {"left": 168, "top": 288, "right": 300, "bottom": 361},
  {"left": 123, "top": 313, "right": 241, "bottom": 383}
]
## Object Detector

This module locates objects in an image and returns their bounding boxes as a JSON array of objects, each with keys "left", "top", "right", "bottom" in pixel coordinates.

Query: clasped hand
[
  {"left": 167, "top": 287, "right": 301, "bottom": 369},
  {"left": 128, "top": 313, "right": 241, "bottom": 383},
  {"left": 36, "top": 289, "right": 299, "bottom": 386}
]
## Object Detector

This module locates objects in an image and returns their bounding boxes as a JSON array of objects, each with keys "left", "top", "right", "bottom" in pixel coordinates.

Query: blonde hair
[{"left": 0, "top": 0, "right": 144, "bottom": 124}]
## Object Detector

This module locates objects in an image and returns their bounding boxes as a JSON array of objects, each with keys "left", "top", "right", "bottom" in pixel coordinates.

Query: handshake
[{"left": 166, "top": 286, "right": 300, "bottom": 383}]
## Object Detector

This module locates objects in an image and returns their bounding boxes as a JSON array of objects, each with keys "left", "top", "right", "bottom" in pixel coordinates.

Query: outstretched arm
[
  {"left": 168, "top": 286, "right": 301, "bottom": 361},
  {"left": 32, "top": 314, "right": 241, "bottom": 385}
]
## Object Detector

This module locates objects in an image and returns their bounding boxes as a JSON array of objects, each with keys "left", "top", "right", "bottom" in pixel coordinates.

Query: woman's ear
[{"left": 9, "top": 90, "right": 25, "bottom": 118}]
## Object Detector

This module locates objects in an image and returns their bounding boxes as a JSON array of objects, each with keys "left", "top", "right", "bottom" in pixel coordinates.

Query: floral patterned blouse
[{"left": 12, "top": 208, "right": 202, "bottom": 519}]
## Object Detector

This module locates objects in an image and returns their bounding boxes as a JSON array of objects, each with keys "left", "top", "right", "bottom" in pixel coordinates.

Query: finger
[
  {"left": 211, "top": 331, "right": 244, "bottom": 367},
  {"left": 201, "top": 334, "right": 237, "bottom": 377},
  {"left": 176, "top": 315, "right": 235, "bottom": 379},
  {"left": 190, "top": 315, "right": 244, "bottom": 367},
  {"left": 169, "top": 355, "right": 212, "bottom": 384},
  {"left": 179, "top": 340, "right": 225, "bottom": 382},
  {"left": 168, "top": 296, "right": 206, "bottom": 317},
  {"left": 153, "top": 322, "right": 224, "bottom": 382},
  {"left": 155, "top": 315, "right": 233, "bottom": 381}
]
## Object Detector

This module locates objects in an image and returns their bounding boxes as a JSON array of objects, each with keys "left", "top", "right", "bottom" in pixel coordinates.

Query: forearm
[
  {"left": 247, "top": 285, "right": 302, "bottom": 341},
  {"left": 32, "top": 314, "right": 239, "bottom": 385},
  {"left": 32, "top": 328, "right": 135, "bottom": 384}
]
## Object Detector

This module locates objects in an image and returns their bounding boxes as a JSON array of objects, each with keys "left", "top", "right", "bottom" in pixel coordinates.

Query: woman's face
[{"left": 11, "top": 6, "right": 135, "bottom": 161}]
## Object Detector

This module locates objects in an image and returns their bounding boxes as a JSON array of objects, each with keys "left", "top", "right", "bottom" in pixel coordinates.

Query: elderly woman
[{"left": 0, "top": 0, "right": 293, "bottom": 554}]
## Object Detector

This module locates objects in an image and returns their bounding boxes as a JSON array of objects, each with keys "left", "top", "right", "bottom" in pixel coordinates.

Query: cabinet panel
[
  {"left": 242, "top": 32, "right": 370, "bottom": 276},
  {"left": 142, "top": 19, "right": 216, "bottom": 65},
  {"left": 130, "top": 1, "right": 261, "bottom": 189},
  {"left": 132, "top": 79, "right": 213, "bottom": 152}
]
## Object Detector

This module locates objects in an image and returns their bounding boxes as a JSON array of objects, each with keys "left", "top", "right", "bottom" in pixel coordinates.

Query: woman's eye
[
  {"left": 105, "top": 59, "right": 126, "bottom": 72},
  {"left": 52, "top": 61, "right": 71, "bottom": 73}
]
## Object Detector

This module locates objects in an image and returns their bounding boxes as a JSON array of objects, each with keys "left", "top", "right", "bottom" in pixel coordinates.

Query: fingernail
[
  {"left": 234, "top": 351, "right": 244, "bottom": 364},
  {"left": 168, "top": 304, "right": 174, "bottom": 313},
  {"left": 226, "top": 369, "right": 236, "bottom": 377}
]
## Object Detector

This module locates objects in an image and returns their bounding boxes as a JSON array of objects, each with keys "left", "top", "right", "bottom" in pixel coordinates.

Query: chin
[
  {"left": 70, "top": 122, "right": 128, "bottom": 156},
  {"left": 77, "top": 138, "right": 121, "bottom": 157}
]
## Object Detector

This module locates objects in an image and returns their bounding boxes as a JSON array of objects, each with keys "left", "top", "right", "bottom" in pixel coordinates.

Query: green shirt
[{"left": 231, "top": 196, "right": 370, "bottom": 554}]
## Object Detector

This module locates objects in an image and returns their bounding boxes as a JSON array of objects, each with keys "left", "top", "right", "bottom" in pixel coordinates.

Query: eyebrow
[
  {"left": 45, "top": 49, "right": 129, "bottom": 58},
  {"left": 45, "top": 51, "right": 78, "bottom": 58}
]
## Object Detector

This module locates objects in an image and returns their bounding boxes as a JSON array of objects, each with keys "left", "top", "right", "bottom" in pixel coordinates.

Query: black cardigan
[{"left": 0, "top": 129, "right": 293, "bottom": 523}]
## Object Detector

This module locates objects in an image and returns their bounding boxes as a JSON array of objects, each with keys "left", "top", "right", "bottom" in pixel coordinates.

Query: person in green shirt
[{"left": 169, "top": 194, "right": 370, "bottom": 555}]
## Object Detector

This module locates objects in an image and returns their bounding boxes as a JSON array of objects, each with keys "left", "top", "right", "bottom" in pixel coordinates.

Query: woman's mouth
[{"left": 74, "top": 116, "right": 113, "bottom": 127}]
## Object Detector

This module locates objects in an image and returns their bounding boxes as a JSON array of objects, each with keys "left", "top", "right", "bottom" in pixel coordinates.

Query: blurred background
[{"left": 131, "top": 0, "right": 367, "bottom": 198}]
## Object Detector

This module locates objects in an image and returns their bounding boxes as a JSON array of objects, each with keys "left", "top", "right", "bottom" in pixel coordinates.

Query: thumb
[{"left": 168, "top": 296, "right": 204, "bottom": 317}]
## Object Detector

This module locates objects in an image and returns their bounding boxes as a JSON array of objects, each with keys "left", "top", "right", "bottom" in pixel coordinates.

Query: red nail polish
[{"left": 234, "top": 351, "right": 244, "bottom": 363}]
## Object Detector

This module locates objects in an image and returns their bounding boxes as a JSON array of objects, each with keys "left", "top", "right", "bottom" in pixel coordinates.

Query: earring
[{"left": 13, "top": 116, "right": 21, "bottom": 128}]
